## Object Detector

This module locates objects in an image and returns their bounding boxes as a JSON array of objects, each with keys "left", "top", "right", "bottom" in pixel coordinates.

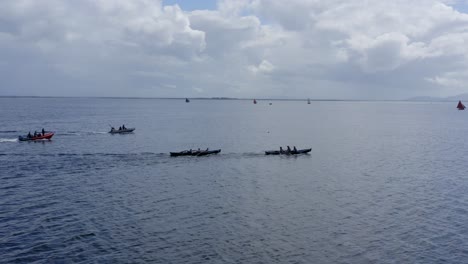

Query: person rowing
[
  {"left": 27, "top": 132, "right": 32, "bottom": 138},
  {"left": 122, "top": 124, "right": 126, "bottom": 130},
  {"left": 42, "top": 128, "right": 45, "bottom": 136}
]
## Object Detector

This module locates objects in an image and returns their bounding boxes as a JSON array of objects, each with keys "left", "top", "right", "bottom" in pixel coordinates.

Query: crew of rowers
[
  {"left": 188, "top": 148, "right": 208, "bottom": 152},
  {"left": 27, "top": 128, "right": 46, "bottom": 138},
  {"left": 280, "top": 146, "right": 298, "bottom": 154}
]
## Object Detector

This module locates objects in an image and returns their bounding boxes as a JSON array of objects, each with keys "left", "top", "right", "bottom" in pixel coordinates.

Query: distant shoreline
[{"left": 0, "top": 95, "right": 460, "bottom": 102}]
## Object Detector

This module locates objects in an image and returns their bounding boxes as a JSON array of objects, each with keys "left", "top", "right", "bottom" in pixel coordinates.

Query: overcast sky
[{"left": 2, "top": 0, "right": 468, "bottom": 99}]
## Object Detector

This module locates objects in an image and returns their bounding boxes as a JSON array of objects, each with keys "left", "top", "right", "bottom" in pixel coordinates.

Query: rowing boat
[
  {"left": 170, "top": 149, "right": 221, "bottom": 157},
  {"left": 265, "top": 148, "right": 311, "bottom": 155}
]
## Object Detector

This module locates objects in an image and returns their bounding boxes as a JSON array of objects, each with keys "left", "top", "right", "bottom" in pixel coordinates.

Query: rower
[
  {"left": 280, "top": 146, "right": 284, "bottom": 154},
  {"left": 28, "top": 132, "right": 32, "bottom": 138},
  {"left": 293, "top": 146, "right": 297, "bottom": 152},
  {"left": 119, "top": 126, "right": 122, "bottom": 130},
  {"left": 122, "top": 124, "right": 126, "bottom": 130},
  {"left": 287, "top": 146, "right": 291, "bottom": 154},
  {"left": 42, "top": 128, "right": 45, "bottom": 136}
]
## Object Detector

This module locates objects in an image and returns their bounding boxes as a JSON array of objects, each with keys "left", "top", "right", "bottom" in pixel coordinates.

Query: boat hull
[
  {"left": 265, "top": 148, "right": 312, "bottom": 155},
  {"left": 19, "top": 132, "right": 54, "bottom": 141},
  {"left": 170, "top": 149, "right": 221, "bottom": 157},
  {"left": 196, "top": 149, "right": 221, "bottom": 156},
  {"left": 109, "top": 128, "right": 135, "bottom": 134}
]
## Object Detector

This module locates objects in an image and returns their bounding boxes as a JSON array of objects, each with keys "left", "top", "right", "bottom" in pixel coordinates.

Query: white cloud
[
  {"left": 248, "top": 60, "right": 275, "bottom": 74},
  {"left": 2, "top": 0, "right": 468, "bottom": 99}
]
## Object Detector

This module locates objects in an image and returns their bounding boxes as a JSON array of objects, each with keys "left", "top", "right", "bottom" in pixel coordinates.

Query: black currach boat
[
  {"left": 170, "top": 149, "right": 221, "bottom": 157},
  {"left": 265, "top": 148, "right": 311, "bottom": 155}
]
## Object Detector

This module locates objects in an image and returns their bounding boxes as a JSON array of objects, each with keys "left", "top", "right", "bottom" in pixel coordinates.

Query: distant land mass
[{"left": 407, "top": 93, "right": 468, "bottom": 102}]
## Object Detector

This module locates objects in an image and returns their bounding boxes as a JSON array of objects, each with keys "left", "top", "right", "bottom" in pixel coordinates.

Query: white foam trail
[
  {"left": 0, "top": 138, "right": 18, "bottom": 143},
  {"left": 59, "top": 132, "right": 81, "bottom": 136}
]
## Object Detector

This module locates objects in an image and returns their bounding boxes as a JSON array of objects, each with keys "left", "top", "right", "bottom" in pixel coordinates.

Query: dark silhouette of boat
[
  {"left": 186, "top": 98, "right": 190, "bottom": 103},
  {"left": 457, "top": 100, "right": 465, "bottom": 110},
  {"left": 307, "top": 98, "right": 311, "bottom": 104},
  {"left": 109, "top": 127, "right": 135, "bottom": 134},
  {"left": 253, "top": 99, "right": 257, "bottom": 104},
  {"left": 197, "top": 149, "right": 221, "bottom": 156},
  {"left": 170, "top": 149, "right": 221, "bottom": 157},
  {"left": 265, "top": 147, "right": 311, "bottom": 155}
]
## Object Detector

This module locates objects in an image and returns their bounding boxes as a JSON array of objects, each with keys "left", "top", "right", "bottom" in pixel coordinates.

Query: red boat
[
  {"left": 19, "top": 132, "right": 54, "bottom": 141},
  {"left": 457, "top": 100, "right": 466, "bottom": 110}
]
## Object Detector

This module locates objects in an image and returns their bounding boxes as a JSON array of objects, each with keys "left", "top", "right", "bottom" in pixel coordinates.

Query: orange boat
[{"left": 19, "top": 132, "right": 54, "bottom": 141}]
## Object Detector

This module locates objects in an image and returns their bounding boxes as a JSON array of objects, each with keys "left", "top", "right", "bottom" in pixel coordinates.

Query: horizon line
[{"left": 0, "top": 95, "right": 461, "bottom": 102}]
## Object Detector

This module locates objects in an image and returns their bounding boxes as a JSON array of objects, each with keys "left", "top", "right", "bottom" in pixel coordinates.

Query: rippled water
[{"left": 1, "top": 98, "right": 468, "bottom": 263}]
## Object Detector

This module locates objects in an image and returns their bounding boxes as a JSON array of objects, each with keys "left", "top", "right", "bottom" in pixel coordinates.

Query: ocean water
[{"left": 1, "top": 98, "right": 468, "bottom": 263}]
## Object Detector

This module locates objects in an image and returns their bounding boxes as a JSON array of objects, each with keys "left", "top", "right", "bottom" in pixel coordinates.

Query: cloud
[
  {"left": 248, "top": 60, "right": 274, "bottom": 74},
  {"left": 2, "top": 0, "right": 468, "bottom": 99}
]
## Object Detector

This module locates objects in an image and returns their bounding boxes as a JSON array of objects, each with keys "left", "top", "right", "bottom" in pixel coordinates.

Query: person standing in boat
[
  {"left": 122, "top": 124, "right": 126, "bottom": 130},
  {"left": 42, "top": 128, "right": 45, "bottom": 136},
  {"left": 28, "top": 132, "right": 32, "bottom": 138}
]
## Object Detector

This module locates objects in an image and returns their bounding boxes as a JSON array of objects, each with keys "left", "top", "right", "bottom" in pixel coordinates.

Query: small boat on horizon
[
  {"left": 186, "top": 98, "right": 190, "bottom": 103},
  {"left": 253, "top": 99, "right": 257, "bottom": 104},
  {"left": 307, "top": 98, "right": 311, "bottom": 104},
  {"left": 457, "top": 100, "right": 465, "bottom": 110}
]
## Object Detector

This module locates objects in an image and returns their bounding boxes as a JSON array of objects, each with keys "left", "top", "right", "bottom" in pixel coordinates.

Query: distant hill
[
  {"left": 407, "top": 93, "right": 468, "bottom": 102},
  {"left": 446, "top": 93, "right": 468, "bottom": 101},
  {"left": 406, "top": 96, "right": 442, "bottom": 101}
]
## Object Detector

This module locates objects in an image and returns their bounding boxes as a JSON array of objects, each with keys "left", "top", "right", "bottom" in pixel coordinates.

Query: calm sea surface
[{"left": 1, "top": 98, "right": 468, "bottom": 263}]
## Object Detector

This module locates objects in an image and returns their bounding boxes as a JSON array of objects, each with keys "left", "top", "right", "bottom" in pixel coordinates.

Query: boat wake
[
  {"left": 0, "top": 138, "right": 18, "bottom": 143},
  {"left": 59, "top": 132, "right": 81, "bottom": 136},
  {"left": 60, "top": 131, "right": 108, "bottom": 136},
  {"left": 87, "top": 131, "right": 108, "bottom": 135}
]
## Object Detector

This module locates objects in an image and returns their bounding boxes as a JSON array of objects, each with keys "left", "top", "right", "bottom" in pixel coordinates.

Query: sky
[{"left": 2, "top": 0, "right": 468, "bottom": 99}]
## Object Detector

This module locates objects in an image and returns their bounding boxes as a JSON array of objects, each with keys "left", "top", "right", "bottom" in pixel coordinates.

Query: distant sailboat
[
  {"left": 307, "top": 98, "right": 311, "bottom": 104},
  {"left": 253, "top": 99, "right": 257, "bottom": 104},
  {"left": 185, "top": 98, "right": 190, "bottom": 103},
  {"left": 457, "top": 100, "right": 465, "bottom": 110}
]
